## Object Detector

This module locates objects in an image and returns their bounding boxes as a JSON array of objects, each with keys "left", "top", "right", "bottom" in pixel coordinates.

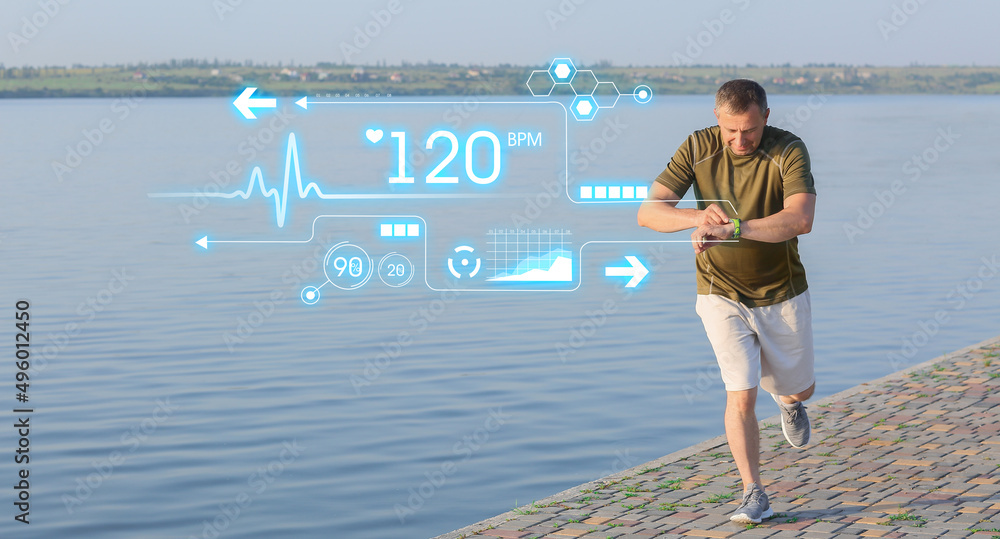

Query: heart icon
[{"left": 365, "top": 128, "right": 384, "bottom": 143}]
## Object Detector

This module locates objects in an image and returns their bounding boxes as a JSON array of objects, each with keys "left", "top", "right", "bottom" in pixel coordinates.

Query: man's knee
[
  {"left": 726, "top": 388, "right": 758, "bottom": 414},
  {"left": 790, "top": 382, "right": 815, "bottom": 402}
]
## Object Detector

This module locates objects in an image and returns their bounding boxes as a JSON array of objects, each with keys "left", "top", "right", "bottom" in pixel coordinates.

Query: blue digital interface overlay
[{"left": 149, "top": 59, "right": 737, "bottom": 303}]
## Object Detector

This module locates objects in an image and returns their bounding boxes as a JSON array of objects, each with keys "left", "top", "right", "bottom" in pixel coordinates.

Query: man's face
[{"left": 715, "top": 106, "right": 769, "bottom": 156}]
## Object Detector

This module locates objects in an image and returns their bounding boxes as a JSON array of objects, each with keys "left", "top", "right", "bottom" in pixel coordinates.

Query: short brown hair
[{"left": 715, "top": 79, "right": 767, "bottom": 116}]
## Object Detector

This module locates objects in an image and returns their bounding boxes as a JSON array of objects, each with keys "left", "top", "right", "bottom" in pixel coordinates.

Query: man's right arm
[{"left": 637, "top": 182, "right": 730, "bottom": 233}]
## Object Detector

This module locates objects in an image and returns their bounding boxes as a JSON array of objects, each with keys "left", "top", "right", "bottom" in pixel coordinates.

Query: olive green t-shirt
[{"left": 655, "top": 125, "right": 816, "bottom": 307}]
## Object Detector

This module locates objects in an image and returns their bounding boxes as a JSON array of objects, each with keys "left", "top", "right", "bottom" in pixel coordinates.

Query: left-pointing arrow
[
  {"left": 233, "top": 87, "right": 276, "bottom": 119},
  {"left": 196, "top": 236, "right": 209, "bottom": 249}
]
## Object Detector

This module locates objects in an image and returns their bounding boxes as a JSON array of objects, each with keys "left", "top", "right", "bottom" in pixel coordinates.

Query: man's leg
[
  {"left": 725, "top": 387, "right": 760, "bottom": 489},
  {"left": 772, "top": 381, "right": 815, "bottom": 448},
  {"left": 695, "top": 294, "right": 772, "bottom": 521},
  {"left": 726, "top": 386, "right": 774, "bottom": 524},
  {"left": 759, "top": 291, "right": 815, "bottom": 449}
]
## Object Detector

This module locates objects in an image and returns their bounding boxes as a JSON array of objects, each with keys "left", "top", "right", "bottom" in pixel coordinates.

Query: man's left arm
[
  {"left": 693, "top": 193, "right": 816, "bottom": 251},
  {"left": 693, "top": 138, "right": 816, "bottom": 253},
  {"left": 692, "top": 193, "right": 815, "bottom": 253}
]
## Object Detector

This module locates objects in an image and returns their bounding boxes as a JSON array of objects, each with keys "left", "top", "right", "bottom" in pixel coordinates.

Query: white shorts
[{"left": 695, "top": 290, "right": 815, "bottom": 395}]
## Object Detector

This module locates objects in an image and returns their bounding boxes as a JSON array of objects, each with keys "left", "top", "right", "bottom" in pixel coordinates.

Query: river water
[{"left": 1, "top": 94, "right": 998, "bottom": 538}]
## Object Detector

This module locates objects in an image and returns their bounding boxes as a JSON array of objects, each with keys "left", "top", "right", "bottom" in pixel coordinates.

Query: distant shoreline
[
  {"left": 2, "top": 64, "right": 998, "bottom": 98},
  {"left": 3, "top": 91, "right": 1000, "bottom": 100}
]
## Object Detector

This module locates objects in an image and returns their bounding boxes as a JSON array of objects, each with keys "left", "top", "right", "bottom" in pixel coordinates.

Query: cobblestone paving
[{"left": 437, "top": 337, "right": 1000, "bottom": 539}]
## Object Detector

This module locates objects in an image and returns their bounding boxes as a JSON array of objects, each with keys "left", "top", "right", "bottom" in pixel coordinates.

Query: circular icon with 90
[
  {"left": 323, "top": 242, "right": 373, "bottom": 290},
  {"left": 378, "top": 252, "right": 414, "bottom": 288}
]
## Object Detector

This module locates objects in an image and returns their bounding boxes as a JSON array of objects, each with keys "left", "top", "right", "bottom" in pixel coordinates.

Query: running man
[{"left": 637, "top": 79, "right": 817, "bottom": 524}]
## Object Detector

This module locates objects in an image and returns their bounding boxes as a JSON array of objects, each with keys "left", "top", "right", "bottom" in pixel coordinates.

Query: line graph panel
[{"left": 486, "top": 229, "right": 573, "bottom": 282}]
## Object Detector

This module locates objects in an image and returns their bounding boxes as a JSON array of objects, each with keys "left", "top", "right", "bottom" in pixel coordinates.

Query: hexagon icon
[
  {"left": 570, "top": 70, "right": 599, "bottom": 95},
  {"left": 526, "top": 70, "right": 555, "bottom": 96},
  {"left": 548, "top": 58, "right": 577, "bottom": 83},
  {"left": 570, "top": 95, "right": 598, "bottom": 121},
  {"left": 593, "top": 81, "right": 621, "bottom": 108}
]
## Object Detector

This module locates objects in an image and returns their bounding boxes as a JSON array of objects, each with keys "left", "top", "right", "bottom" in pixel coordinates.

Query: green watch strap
[{"left": 732, "top": 217, "right": 741, "bottom": 239}]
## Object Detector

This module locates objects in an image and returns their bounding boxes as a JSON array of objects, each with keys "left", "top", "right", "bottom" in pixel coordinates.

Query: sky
[{"left": 2, "top": 0, "right": 999, "bottom": 68}]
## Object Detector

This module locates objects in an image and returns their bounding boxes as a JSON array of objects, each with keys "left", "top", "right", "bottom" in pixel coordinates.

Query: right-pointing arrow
[{"left": 605, "top": 256, "right": 649, "bottom": 288}]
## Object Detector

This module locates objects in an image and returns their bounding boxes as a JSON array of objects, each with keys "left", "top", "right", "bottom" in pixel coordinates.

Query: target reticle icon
[{"left": 447, "top": 245, "right": 481, "bottom": 278}]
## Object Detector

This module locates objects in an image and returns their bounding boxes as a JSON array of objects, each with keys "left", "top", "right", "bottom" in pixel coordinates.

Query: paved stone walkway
[{"left": 436, "top": 337, "right": 1000, "bottom": 539}]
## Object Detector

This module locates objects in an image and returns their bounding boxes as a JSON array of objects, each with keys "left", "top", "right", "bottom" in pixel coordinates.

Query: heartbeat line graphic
[{"left": 148, "top": 133, "right": 501, "bottom": 228}]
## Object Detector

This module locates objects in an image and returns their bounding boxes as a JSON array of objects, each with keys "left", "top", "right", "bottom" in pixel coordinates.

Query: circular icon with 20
[{"left": 378, "top": 252, "right": 414, "bottom": 288}]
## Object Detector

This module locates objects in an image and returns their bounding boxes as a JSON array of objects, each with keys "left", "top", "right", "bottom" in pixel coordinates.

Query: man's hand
[
  {"left": 692, "top": 222, "right": 735, "bottom": 254},
  {"left": 695, "top": 203, "right": 731, "bottom": 227}
]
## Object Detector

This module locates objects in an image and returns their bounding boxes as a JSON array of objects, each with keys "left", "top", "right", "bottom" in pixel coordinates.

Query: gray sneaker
[
  {"left": 730, "top": 483, "right": 773, "bottom": 524},
  {"left": 772, "top": 393, "right": 811, "bottom": 448}
]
